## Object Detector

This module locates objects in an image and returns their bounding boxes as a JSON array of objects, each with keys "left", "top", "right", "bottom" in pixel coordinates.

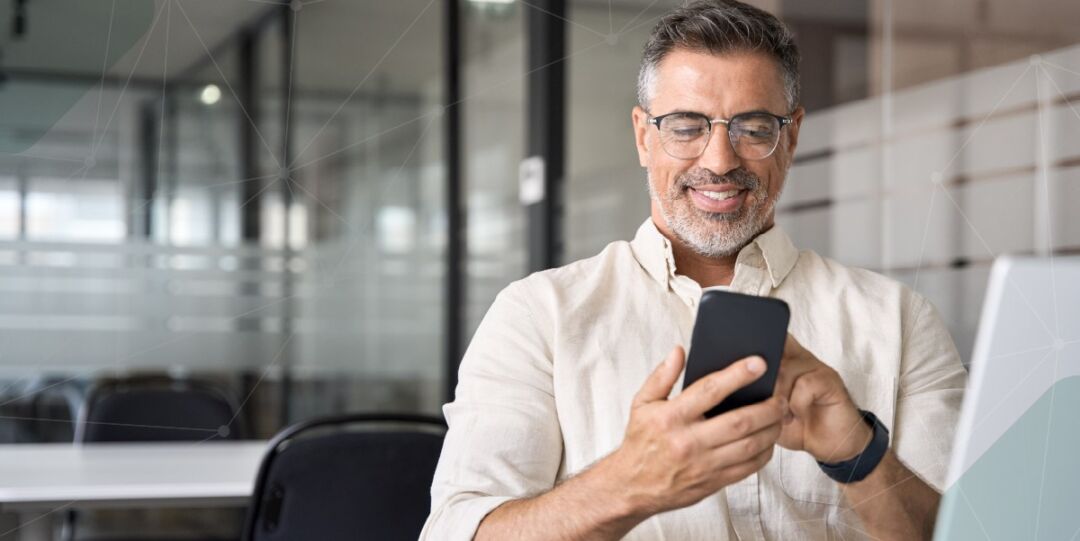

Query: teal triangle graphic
[{"left": 936, "top": 375, "right": 1080, "bottom": 540}]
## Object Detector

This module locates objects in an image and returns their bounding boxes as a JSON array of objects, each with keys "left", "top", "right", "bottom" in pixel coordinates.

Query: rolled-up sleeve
[
  {"left": 420, "top": 280, "right": 563, "bottom": 540},
  {"left": 892, "top": 293, "right": 969, "bottom": 492}
]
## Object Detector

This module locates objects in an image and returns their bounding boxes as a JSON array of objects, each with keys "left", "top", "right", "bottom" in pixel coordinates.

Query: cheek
[
  {"left": 647, "top": 164, "right": 685, "bottom": 195},
  {"left": 747, "top": 164, "right": 785, "bottom": 200},
  {"left": 766, "top": 169, "right": 787, "bottom": 199},
  {"left": 646, "top": 170, "right": 668, "bottom": 196}
]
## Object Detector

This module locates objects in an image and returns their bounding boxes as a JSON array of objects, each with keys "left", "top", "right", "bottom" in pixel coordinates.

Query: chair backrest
[
  {"left": 243, "top": 413, "right": 446, "bottom": 541},
  {"left": 76, "top": 376, "right": 243, "bottom": 443}
]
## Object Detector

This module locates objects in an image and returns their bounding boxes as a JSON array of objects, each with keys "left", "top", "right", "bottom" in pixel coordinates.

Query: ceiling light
[{"left": 199, "top": 84, "right": 221, "bottom": 105}]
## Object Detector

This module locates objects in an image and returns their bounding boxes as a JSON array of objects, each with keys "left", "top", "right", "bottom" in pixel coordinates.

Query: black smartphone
[{"left": 682, "top": 289, "right": 790, "bottom": 418}]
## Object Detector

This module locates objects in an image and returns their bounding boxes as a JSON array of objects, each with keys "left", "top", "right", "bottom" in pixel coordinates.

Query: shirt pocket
[{"left": 776, "top": 366, "right": 898, "bottom": 506}]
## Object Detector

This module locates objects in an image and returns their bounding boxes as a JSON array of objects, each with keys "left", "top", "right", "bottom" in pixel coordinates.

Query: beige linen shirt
[{"left": 421, "top": 218, "right": 967, "bottom": 540}]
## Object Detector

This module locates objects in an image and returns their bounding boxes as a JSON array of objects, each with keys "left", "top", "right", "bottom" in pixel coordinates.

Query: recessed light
[{"left": 199, "top": 84, "right": 221, "bottom": 105}]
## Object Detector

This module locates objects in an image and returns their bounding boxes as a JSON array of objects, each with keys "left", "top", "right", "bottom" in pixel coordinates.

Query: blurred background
[{"left": 0, "top": 0, "right": 1078, "bottom": 536}]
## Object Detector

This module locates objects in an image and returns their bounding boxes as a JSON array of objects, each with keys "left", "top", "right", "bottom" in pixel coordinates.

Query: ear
[
  {"left": 632, "top": 105, "right": 651, "bottom": 168},
  {"left": 783, "top": 105, "right": 805, "bottom": 158}
]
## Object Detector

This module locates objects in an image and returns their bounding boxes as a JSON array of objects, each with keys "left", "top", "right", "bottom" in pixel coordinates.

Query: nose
[{"left": 696, "top": 124, "right": 742, "bottom": 177}]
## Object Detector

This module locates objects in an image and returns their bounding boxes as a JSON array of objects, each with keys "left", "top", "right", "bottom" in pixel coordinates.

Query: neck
[{"left": 672, "top": 240, "right": 738, "bottom": 288}]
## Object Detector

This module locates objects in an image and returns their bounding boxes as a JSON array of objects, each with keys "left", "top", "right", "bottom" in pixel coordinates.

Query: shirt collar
[{"left": 629, "top": 217, "right": 799, "bottom": 290}]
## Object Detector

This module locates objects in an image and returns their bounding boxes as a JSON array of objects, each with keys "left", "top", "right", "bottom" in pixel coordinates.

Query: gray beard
[{"left": 647, "top": 168, "right": 780, "bottom": 258}]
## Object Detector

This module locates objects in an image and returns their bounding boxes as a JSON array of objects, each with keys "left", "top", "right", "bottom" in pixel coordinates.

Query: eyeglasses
[{"left": 647, "top": 110, "right": 793, "bottom": 161}]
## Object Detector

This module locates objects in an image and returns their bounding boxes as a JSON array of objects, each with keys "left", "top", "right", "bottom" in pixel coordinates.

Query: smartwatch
[{"left": 816, "top": 409, "right": 890, "bottom": 484}]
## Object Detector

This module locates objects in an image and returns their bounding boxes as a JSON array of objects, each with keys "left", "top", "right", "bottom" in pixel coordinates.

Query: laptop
[{"left": 934, "top": 255, "right": 1080, "bottom": 540}]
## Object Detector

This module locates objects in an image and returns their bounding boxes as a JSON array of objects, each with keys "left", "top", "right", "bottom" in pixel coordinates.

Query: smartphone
[{"left": 682, "top": 289, "right": 790, "bottom": 418}]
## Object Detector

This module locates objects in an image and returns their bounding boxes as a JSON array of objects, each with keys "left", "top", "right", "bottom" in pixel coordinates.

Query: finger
[
  {"left": 774, "top": 367, "right": 794, "bottom": 404},
  {"left": 775, "top": 337, "right": 797, "bottom": 400},
  {"left": 774, "top": 354, "right": 812, "bottom": 403},
  {"left": 706, "top": 420, "right": 782, "bottom": 468},
  {"left": 788, "top": 370, "right": 833, "bottom": 417},
  {"left": 692, "top": 395, "right": 786, "bottom": 448},
  {"left": 715, "top": 445, "right": 776, "bottom": 486},
  {"left": 633, "top": 346, "right": 685, "bottom": 407},
  {"left": 676, "top": 356, "right": 766, "bottom": 418}
]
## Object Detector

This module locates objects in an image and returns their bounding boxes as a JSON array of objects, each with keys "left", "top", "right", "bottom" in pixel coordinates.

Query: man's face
[{"left": 632, "top": 49, "right": 804, "bottom": 258}]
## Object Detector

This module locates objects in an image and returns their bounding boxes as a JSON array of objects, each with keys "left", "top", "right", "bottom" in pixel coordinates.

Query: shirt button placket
[{"left": 724, "top": 263, "right": 770, "bottom": 541}]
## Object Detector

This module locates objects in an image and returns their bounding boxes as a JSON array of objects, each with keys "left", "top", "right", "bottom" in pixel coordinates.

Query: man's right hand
[
  {"left": 600, "top": 345, "right": 786, "bottom": 519},
  {"left": 474, "top": 346, "right": 786, "bottom": 541}
]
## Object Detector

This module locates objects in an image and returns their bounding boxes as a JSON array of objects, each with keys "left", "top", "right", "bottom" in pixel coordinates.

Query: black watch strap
[{"left": 816, "top": 409, "right": 890, "bottom": 484}]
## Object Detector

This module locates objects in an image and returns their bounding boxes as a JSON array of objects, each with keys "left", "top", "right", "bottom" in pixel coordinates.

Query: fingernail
[{"left": 747, "top": 356, "right": 766, "bottom": 375}]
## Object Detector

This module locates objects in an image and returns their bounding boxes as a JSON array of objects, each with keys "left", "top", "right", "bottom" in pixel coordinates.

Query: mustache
[{"left": 676, "top": 167, "right": 760, "bottom": 191}]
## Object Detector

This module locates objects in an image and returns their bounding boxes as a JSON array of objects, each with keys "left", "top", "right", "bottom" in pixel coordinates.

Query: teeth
[{"left": 697, "top": 189, "right": 741, "bottom": 200}]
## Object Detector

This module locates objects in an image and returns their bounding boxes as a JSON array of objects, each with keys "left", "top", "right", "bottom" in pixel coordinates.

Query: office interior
[{"left": 0, "top": 0, "right": 1078, "bottom": 538}]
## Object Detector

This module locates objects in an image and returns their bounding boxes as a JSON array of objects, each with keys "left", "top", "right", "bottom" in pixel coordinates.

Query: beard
[{"left": 648, "top": 167, "right": 780, "bottom": 258}]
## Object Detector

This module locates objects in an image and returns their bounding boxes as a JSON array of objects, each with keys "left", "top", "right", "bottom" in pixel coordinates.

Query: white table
[{"left": 0, "top": 441, "right": 267, "bottom": 540}]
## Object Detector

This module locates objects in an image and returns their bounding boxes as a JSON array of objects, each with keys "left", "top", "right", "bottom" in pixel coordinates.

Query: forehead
[{"left": 651, "top": 48, "right": 789, "bottom": 116}]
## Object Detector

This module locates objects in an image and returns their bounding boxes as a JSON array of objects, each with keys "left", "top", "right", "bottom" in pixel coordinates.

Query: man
[{"left": 421, "top": 1, "right": 967, "bottom": 539}]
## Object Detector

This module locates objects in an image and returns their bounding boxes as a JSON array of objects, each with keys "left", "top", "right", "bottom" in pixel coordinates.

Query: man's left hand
[{"left": 774, "top": 334, "right": 874, "bottom": 464}]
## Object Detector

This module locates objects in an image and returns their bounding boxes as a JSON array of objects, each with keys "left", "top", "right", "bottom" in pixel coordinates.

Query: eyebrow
[{"left": 657, "top": 108, "right": 783, "bottom": 118}]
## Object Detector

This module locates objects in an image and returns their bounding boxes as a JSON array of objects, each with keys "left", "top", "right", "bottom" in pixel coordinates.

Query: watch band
[{"left": 816, "top": 409, "right": 890, "bottom": 484}]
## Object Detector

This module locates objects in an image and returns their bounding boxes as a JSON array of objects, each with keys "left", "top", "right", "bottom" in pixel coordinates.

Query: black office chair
[
  {"left": 243, "top": 413, "right": 447, "bottom": 541},
  {"left": 68, "top": 376, "right": 245, "bottom": 541},
  {"left": 75, "top": 375, "right": 244, "bottom": 443}
]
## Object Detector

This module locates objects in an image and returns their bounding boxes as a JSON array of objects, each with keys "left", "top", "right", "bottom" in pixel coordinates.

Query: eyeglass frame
[{"left": 646, "top": 110, "right": 795, "bottom": 161}]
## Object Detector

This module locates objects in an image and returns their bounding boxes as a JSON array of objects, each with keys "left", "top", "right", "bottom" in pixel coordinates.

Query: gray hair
[{"left": 637, "top": 0, "right": 801, "bottom": 112}]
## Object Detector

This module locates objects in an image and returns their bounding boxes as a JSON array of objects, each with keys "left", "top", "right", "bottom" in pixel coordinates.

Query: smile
[
  {"left": 686, "top": 186, "right": 748, "bottom": 213},
  {"left": 695, "top": 189, "right": 742, "bottom": 201}
]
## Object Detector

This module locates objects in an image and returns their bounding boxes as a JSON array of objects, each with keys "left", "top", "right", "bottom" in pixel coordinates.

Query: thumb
[{"left": 633, "top": 346, "right": 685, "bottom": 407}]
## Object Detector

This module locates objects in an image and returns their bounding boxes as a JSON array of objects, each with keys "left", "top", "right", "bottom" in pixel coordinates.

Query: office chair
[
  {"left": 243, "top": 413, "right": 446, "bottom": 541},
  {"left": 75, "top": 375, "right": 244, "bottom": 443},
  {"left": 67, "top": 375, "right": 245, "bottom": 541}
]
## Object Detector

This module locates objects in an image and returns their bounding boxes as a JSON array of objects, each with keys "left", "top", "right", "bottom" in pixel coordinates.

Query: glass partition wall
[{"left": 0, "top": 0, "right": 446, "bottom": 447}]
